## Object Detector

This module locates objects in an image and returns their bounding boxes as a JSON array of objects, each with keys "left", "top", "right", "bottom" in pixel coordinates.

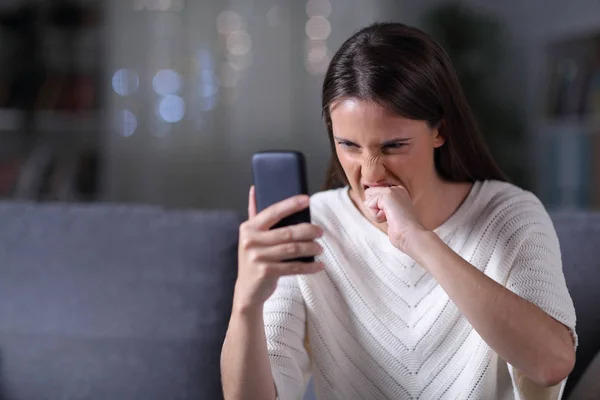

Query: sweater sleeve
[
  {"left": 263, "top": 276, "right": 311, "bottom": 400},
  {"left": 505, "top": 207, "right": 577, "bottom": 340},
  {"left": 504, "top": 204, "right": 577, "bottom": 399}
]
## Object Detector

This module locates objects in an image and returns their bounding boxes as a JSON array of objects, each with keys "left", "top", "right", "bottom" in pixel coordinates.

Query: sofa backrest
[
  {"left": 0, "top": 202, "right": 597, "bottom": 400},
  {"left": 550, "top": 211, "right": 600, "bottom": 398},
  {"left": 0, "top": 202, "right": 241, "bottom": 400}
]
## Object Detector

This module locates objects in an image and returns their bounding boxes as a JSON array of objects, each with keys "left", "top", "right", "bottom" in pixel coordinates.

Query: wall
[
  {"left": 102, "top": 0, "right": 405, "bottom": 214},
  {"left": 480, "top": 0, "right": 600, "bottom": 196},
  {"left": 410, "top": 0, "right": 600, "bottom": 197},
  {"left": 104, "top": 0, "right": 600, "bottom": 212}
]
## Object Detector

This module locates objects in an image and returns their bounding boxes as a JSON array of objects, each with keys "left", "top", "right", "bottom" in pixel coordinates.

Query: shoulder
[
  {"left": 309, "top": 187, "right": 346, "bottom": 215},
  {"left": 310, "top": 186, "right": 346, "bottom": 205},
  {"left": 472, "top": 180, "right": 556, "bottom": 240},
  {"left": 308, "top": 187, "right": 351, "bottom": 231}
]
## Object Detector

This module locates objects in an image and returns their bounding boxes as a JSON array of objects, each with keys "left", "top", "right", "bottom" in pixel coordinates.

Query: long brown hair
[{"left": 321, "top": 22, "right": 508, "bottom": 190}]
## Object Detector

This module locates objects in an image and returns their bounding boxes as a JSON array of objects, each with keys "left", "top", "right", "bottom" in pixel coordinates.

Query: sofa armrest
[{"left": 568, "top": 351, "right": 600, "bottom": 400}]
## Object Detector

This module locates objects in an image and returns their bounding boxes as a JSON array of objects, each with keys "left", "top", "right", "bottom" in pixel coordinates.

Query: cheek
[
  {"left": 386, "top": 147, "right": 429, "bottom": 178},
  {"left": 335, "top": 150, "right": 361, "bottom": 178},
  {"left": 336, "top": 149, "right": 355, "bottom": 167}
]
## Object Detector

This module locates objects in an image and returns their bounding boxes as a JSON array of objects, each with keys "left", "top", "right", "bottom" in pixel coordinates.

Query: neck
[
  {"left": 413, "top": 175, "right": 449, "bottom": 230},
  {"left": 415, "top": 177, "right": 474, "bottom": 232}
]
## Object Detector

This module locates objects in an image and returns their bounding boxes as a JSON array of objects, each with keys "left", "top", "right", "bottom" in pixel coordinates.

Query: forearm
[
  {"left": 409, "top": 231, "right": 574, "bottom": 387},
  {"left": 221, "top": 304, "right": 276, "bottom": 400}
]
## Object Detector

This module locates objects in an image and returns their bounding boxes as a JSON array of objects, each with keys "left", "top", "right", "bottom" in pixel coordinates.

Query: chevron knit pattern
[{"left": 264, "top": 180, "right": 577, "bottom": 400}]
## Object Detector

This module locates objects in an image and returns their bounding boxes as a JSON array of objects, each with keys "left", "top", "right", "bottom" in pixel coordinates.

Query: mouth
[{"left": 362, "top": 183, "right": 393, "bottom": 191}]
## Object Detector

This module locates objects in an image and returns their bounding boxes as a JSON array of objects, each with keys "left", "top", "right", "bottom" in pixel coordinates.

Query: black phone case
[{"left": 252, "top": 151, "right": 313, "bottom": 263}]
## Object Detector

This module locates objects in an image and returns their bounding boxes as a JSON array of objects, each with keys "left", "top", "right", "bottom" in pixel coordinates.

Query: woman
[{"left": 221, "top": 22, "right": 576, "bottom": 400}]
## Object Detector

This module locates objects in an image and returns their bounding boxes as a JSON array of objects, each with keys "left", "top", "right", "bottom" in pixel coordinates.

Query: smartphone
[{"left": 252, "top": 151, "right": 313, "bottom": 262}]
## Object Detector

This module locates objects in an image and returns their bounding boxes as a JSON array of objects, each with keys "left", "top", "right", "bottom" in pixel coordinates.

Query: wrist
[
  {"left": 232, "top": 292, "right": 265, "bottom": 320},
  {"left": 404, "top": 229, "right": 442, "bottom": 266},
  {"left": 228, "top": 301, "right": 266, "bottom": 339}
]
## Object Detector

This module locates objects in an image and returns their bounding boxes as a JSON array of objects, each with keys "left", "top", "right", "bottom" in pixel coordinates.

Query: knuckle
[
  {"left": 239, "top": 236, "right": 254, "bottom": 251},
  {"left": 247, "top": 249, "right": 261, "bottom": 263},
  {"left": 257, "top": 263, "right": 273, "bottom": 279},
  {"left": 289, "top": 263, "right": 301, "bottom": 274},
  {"left": 281, "top": 227, "right": 293, "bottom": 241},
  {"left": 239, "top": 221, "right": 251, "bottom": 234},
  {"left": 285, "top": 243, "right": 299, "bottom": 254}
]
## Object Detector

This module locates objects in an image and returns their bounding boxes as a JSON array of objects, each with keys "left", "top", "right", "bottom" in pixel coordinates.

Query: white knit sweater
[{"left": 264, "top": 180, "right": 577, "bottom": 400}]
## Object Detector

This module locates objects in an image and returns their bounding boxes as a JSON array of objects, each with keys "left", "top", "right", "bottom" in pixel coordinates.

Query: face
[{"left": 329, "top": 98, "right": 445, "bottom": 202}]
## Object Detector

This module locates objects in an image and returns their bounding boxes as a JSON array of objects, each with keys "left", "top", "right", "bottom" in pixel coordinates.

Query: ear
[{"left": 432, "top": 120, "right": 446, "bottom": 148}]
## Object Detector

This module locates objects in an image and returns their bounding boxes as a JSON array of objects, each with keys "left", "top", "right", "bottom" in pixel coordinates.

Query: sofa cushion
[
  {"left": 550, "top": 211, "right": 600, "bottom": 398},
  {"left": 0, "top": 202, "right": 241, "bottom": 400}
]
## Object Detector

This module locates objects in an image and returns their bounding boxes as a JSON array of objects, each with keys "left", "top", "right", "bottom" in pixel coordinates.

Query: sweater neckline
[{"left": 339, "top": 181, "right": 482, "bottom": 240}]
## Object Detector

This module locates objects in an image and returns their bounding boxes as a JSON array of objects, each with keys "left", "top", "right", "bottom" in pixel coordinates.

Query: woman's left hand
[{"left": 363, "top": 186, "right": 427, "bottom": 253}]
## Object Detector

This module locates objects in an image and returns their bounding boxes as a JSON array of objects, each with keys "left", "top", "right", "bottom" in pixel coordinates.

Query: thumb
[{"left": 248, "top": 185, "right": 257, "bottom": 218}]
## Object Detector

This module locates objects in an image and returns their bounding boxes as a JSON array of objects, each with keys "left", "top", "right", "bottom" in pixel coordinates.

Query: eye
[
  {"left": 337, "top": 140, "right": 357, "bottom": 148},
  {"left": 383, "top": 142, "right": 407, "bottom": 150}
]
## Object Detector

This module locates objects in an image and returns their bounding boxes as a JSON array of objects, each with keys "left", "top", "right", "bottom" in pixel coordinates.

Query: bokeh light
[
  {"left": 305, "top": 48, "right": 332, "bottom": 76},
  {"left": 116, "top": 110, "right": 137, "bottom": 137},
  {"left": 199, "top": 79, "right": 219, "bottom": 97},
  {"left": 199, "top": 94, "right": 218, "bottom": 111},
  {"left": 196, "top": 49, "right": 219, "bottom": 111},
  {"left": 112, "top": 69, "right": 139, "bottom": 97},
  {"left": 217, "top": 10, "right": 243, "bottom": 35},
  {"left": 227, "top": 52, "right": 253, "bottom": 70},
  {"left": 306, "top": 0, "right": 332, "bottom": 18},
  {"left": 152, "top": 69, "right": 181, "bottom": 96},
  {"left": 305, "top": 39, "right": 328, "bottom": 63},
  {"left": 158, "top": 95, "right": 185, "bottom": 123},
  {"left": 305, "top": 16, "right": 331, "bottom": 40},
  {"left": 226, "top": 30, "right": 252, "bottom": 56}
]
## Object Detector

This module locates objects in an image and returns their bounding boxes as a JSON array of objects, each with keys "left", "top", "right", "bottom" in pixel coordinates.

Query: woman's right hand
[{"left": 233, "top": 186, "right": 325, "bottom": 313}]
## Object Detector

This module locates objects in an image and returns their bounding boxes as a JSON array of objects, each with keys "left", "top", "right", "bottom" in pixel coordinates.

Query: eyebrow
[{"left": 333, "top": 136, "right": 411, "bottom": 146}]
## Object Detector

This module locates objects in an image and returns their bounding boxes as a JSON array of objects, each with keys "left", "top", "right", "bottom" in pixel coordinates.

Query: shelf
[
  {"left": 0, "top": 108, "right": 101, "bottom": 134},
  {"left": 537, "top": 115, "right": 600, "bottom": 133},
  {"left": 34, "top": 110, "right": 102, "bottom": 134}
]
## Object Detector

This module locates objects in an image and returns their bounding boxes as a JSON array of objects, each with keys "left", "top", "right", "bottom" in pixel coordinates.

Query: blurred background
[{"left": 0, "top": 0, "right": 599, "bottom": 215}]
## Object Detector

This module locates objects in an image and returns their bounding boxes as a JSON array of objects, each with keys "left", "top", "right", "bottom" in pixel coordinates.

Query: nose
[{"left": 361, "top": 154, "right": 387, "bottom": 184}]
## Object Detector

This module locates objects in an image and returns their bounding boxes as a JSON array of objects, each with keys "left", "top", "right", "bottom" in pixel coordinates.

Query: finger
[
  {"left": 268, "top": 261, "right": 325, "bottom": 276},
  {"left": 375, "top": 209, "right": 387, "bottom": 223},
  {"left": 248, "top": 185, "right": 257, "bottom": 218},
  {"left": 364, "top": 196, "right": 378, "bottom": 209},
  {"left": 252, "top": 194, "right": 310, "bottom": 230},
  {"left": 251, "top": 223, "right": 323, "bottom": 246},
  {"left": 363, "top": 204, "right": 377, "bottom": 218},
  {"left": 254, "top": 241, "right": 323, "bottom": 262},
  {"left": 364, "top": 187, "right": 386, "bottom": 197}
]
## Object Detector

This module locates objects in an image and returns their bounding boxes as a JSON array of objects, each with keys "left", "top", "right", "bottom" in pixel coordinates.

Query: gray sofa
[{"left": 0, "top": 202, "right": 597, "bottom": 399}]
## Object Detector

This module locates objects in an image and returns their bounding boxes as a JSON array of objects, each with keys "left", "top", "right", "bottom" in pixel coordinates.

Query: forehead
[{"left": 329, "top": 98, "right": 421, "bottom": 140}]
